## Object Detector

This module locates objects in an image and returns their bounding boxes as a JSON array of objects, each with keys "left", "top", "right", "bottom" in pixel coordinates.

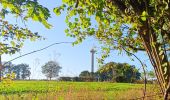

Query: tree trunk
[{"left": 139, "top": 25, "right": 170, "bottom": 99}]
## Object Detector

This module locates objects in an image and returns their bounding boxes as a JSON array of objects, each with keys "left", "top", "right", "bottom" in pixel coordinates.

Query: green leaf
[
  {"left": 32, "top": 14, "right": 39, "bottom": 21},
  {"left": 141, "top": 11, "right": 148, "bottom": 21},
  {"left": 53, "top": 8, "right": 61, "bottom": 16},
  {"left": 163, "top": 67, "right": 167, "bottom": 75},
  {"left": 151, "top": 42, "right": 155, "bottom": 47},
  {"left": 165, "top": 2, "right": 169, "bottom": 10},
  {"left": 30, "top": 37, "right": 36, "bottom": 41},
  {"left": 162, "top": 62, "right": 168, "bottom": 67},
  {"left": 141, "top": 17, "right": 146, "bottom": 21},
  {"left": 165, "top": 75, "right": 168, "bottom": 79},
  {"left": 65, "top": 29, "right": 69, "bottom": 33},
  {"left": 161, "top": 55, "right": 165, "bottom": 60},
  {"left": 158, "top": 46, "right": 162, "bottom": 51},
  {"left": 2, "top": 31, "right": 6, "bottom": 36},
  {"left": 95, "top": 16, "right": 100, "bottom": 22},
  {"left": 42, "top": 20, "right": 52, "bottom": 29},
  {"left": 142, "top": 11, "right": 147, "bottom": 16},
  {"left": 162, "top": 24, "right": 168, "bottom": 30},
  {"left": 159, "top": 50, "right": 164, "bottom": 55},
  {"left": 75, "top": 18, "right": 78, "bottom": 21},
  {"left": 19, "top": 43, "right": 24, "bottom": 48},
  {"left": 70, "top": 10, "right": 76, "bottom": 16},
  {"left": 10, "top": 41, "right": 15, "bottom": 47}
]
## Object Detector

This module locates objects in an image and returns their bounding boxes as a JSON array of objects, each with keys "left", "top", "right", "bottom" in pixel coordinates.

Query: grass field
[{"left": 0, "top": 81, "right": 161, "bottom": 100}]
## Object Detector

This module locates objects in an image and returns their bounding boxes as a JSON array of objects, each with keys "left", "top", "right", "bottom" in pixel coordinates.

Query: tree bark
[{"left": 139, "top": 24, "right": 170, "bottom": 99}]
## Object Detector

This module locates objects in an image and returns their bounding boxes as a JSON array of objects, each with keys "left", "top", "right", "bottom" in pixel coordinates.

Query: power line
[{"left": 3, "top": 42, "right": 73, "bottom": 66}]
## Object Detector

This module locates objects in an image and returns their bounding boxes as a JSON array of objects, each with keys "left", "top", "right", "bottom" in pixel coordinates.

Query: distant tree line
[
  {"left": 2, "top": 62, "right": 31, "bottom": 80},
  {"left": 59, "top": 62, "right": 142, "bottom": 83},
  {"left": 2, "top": 60, "right": 155, "bottom": 83},
  {"left": 1, "top": 60, "right": 62, "bottom": 81}
]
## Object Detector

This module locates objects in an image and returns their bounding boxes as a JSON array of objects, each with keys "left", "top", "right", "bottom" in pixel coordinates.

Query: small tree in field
[{"left": 41, "top": 61, "right": 61, "bottom": 80}]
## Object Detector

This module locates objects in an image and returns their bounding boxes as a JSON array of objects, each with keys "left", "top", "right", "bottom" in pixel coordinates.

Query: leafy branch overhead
[
  {"left": 0, "top": 0, "right": 51, "bottom": 29},
  {"left": 0, "top": 0, "right": 51, "bottom": 55},
  {"left": 0, "top": 19, "right": 41, "bottom": 55},
  {"left": 54, "top": 0, "right": 169, "bottom": 52}
]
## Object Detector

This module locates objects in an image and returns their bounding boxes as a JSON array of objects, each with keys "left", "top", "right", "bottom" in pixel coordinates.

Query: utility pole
[{"left": 90, "top": 48, "right": 96, "bottom": 80}]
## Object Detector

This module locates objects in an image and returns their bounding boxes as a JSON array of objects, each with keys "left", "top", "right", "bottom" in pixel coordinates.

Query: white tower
[{"left": 90, "top": 48, "right": 96, "bottom": 79}]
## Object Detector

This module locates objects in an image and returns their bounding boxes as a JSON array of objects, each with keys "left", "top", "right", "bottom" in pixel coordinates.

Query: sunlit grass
[{"left": 0, "top": 81, "right": 161, "bottom": 100}]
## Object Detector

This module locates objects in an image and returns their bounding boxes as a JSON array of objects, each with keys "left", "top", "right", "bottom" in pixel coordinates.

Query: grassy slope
[{"left": 0, "top": 81, "right": 160, "bottom": 100}]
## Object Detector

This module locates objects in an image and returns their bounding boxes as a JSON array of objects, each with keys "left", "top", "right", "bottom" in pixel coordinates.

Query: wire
[{"left": 3, "top": 42, "right": 73, "bottom": 66}]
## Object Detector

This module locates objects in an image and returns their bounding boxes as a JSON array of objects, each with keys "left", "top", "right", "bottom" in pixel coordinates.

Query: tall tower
[{"left": 90, "top": 48, "right": 96, "bottom": 79}]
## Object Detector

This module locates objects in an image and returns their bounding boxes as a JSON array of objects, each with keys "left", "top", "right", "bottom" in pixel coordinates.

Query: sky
[{"left": 2, "top": 0, "right": 153, "bottom": 79}]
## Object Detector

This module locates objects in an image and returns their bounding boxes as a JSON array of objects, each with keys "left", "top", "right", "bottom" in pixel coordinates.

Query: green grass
[
  {"left": 0, "top": 81, "right": 142, "bottom": 94},
  {"left": 0, "top": 81, "right": 160, "bottom": 100}
]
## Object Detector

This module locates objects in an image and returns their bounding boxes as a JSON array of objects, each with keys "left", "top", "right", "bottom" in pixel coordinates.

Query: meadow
[{"left": 0, "top": 81, "right": 161, "bottom": 100}]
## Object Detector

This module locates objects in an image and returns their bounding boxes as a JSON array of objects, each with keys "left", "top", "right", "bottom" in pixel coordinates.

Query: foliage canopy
[
  {"left": 98, "top": 62, "right": 141, "bottom": 82},
  {"left": 0, "top": 0, "right": 51, "bottom": 55},
  {"left": 55, "top": 0, "right": 170, "bottom": 98},
  {"left": 2, "top": 62, "right": 31, "bottom": 80}
]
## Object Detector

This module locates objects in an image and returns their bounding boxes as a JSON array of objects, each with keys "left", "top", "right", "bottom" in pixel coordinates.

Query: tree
[
  {"left": 79, "top": 70, "right": 91, "bottom": 78},
  {"left": 98, "top": 62, "right": 140, "bottom": 82},
  {"left": 11, "top": 65, "right": 21, "bottom": 80},
  {"left": 12, "top": 64, "right": 31, "bottom": 80},
  {"left": 2, "top": 62, "right": 14, "bottom": 76},
  {"left": 1, "top": 62, "right": 31, "bottom": 80},
  {"left": 41, "top": 61, "right": 61, "bottom": 80},
  {"left": 98, "top": 62, "right": 116, "bottom": 81},
  {"left": 55, "top": 1, "right": 170, "bottom": 98},
  {"left": 20, "top": 64, "right": 31, "bottom": 80},
  {"left": 0, "top": 0, "right": 51, "bottom": 80},
  {"left": 79, "top": 70, "right": 93, "bottom": 81}
]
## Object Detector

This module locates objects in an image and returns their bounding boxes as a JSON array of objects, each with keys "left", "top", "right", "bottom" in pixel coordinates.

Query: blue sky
[{"left": 2, "top": 0, "right": 152, "bottom": 79}]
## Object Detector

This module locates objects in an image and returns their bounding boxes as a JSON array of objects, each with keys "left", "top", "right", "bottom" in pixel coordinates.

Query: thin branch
[
  {"left": 3, "top": 42, "right": 73, "bottom": 66},
  {"left": 121, "top": 46, "right": 147, "bottom": 100},
  {"left": 126, "top": 44, "right": 145, "bottom": 51}
]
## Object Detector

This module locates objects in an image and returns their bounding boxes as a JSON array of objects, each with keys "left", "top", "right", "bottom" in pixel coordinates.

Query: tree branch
[
  {"left": 121, "top": 46, "right": 147, "bottom": 100},
  {"left": 126, "top": 44, "right": 145, "bottom": 51}
]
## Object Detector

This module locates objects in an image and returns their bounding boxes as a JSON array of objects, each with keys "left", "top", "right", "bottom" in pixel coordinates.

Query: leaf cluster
[
  {"left": 0, "top": 19, "right": 41, "bottom": 55},
  {"left": 0, "top": 0, "right": 51, "bottom": 28},
  {"left": 0, "top": 0, "right": 51, "bottom": 55}
]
